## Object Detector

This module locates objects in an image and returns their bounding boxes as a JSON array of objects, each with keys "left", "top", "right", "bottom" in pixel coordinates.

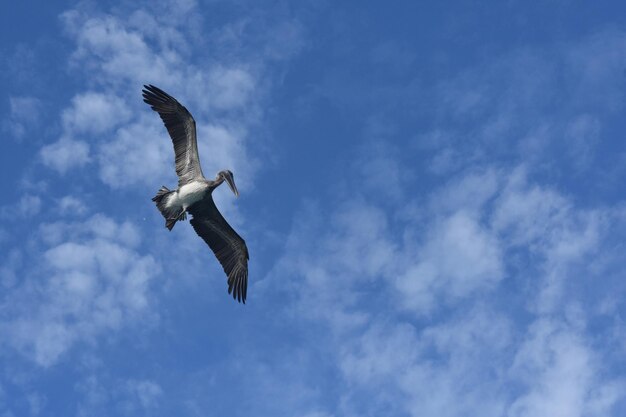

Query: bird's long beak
[{"left": 223, "top": 172, "right": 239, "bottom": 197}]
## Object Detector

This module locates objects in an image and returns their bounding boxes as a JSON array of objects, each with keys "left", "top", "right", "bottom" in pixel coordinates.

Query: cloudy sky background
[{"left": 1, "top": 0, "right": 626, "bottom": 416}]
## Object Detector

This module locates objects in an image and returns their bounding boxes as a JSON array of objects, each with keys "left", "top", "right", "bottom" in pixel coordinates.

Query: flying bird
[{"left": 142, "top": 84, "right": 249, "bottom": 303}]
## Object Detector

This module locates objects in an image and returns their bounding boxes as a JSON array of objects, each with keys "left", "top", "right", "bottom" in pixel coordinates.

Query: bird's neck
[{"left": 209, "top": 176, "right": 225, "bottom": 191}]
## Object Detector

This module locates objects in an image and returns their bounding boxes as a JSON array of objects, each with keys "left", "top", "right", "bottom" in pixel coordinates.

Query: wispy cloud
[
  {"left": 395, "top": 210, "right": 503, "bottom": 314},
  {"left": 62, "top": 92, "right": 131, "bottom": 135},
  {"left": 268, "top": 158, "right": 624, "bottom": 415},
  {"left": 0, "top": 214, "right": 159, "bottom": 367},
  {"left": 40, "top": 138, "right": 91, "bottom": 173},
  {"left": 264, "top": 25, "right": 626, "bottom": 412},
  {"left": 3, "top": 96, "right": 42, "bottom": 140},
  {"left": 56, "top": 195, "right": 88, "bottom": 216},
  {"left": 509, "top": 318, "right": 624, "bottom": 417}
]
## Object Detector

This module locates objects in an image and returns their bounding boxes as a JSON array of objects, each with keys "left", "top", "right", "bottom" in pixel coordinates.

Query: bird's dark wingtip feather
[
  {"left": 227, "top": 274, "right": 247, "bottom": 304},
  {"left": 141, "top": 84, "right": 174, "bottom": 103}
]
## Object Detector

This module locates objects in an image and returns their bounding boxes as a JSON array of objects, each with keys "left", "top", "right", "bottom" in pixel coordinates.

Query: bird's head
[{"left": 217, "top": 170, "right": 239, "bottom": 197}]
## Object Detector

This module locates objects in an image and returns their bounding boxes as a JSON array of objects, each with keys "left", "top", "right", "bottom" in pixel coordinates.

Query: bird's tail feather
[
  {"left": 152, "top": 186, "right": 171, "bottom": 203},
  {"left": 152, "top": 186, "right": 184, "bottom": 231}
]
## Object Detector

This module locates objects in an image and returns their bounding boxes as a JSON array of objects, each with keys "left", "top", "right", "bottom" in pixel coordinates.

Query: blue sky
[{"left": 1, "top": 0, "right": 626, "bottom": 416}]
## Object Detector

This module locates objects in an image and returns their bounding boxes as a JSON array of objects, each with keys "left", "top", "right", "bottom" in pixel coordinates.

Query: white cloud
[
  {"left": 72, "top": 374, "right": 166, "bottom": 417},
  {"left": 429, "top": 168, "right": 501, "bottom": 215},
  {"left": 491, "top": 168, "right": 603, "bottom": 313},
  {"left": 339, "top": 321, "right": 420, "bottom": 384},
  {"left": 40, "top": 91, "right": 129, "bottom": 174},
  {"left": 97, "top": 118, "right": 172, "bottom": 189},
  {"left": 40, "top": 137, "right": 90, "bottom": 173},
  {"left": 508, "top": 318, "right": 623, "bottom": 417},
  {"left": 334, "top": 309, "right": 512, "bottom": 417},
  {"left": 244, "top": 23, "right": 626, "bottom": 417},
  {"left": 57, "top": 195, "right": 87, "bottom": 216},
  {"left": 206, "top": 66, "right": 255, "bottom": 110},
  {"left": 270, "top": 167, "right": 504, "bottom": 325},
  {"left": 0, "top": 215, "right": 159, "bottom": 367},
  {"left": 63, "top": 11, "right": 182, "bottom": 88},
  {"left": 267, "top": 200, "right": 394, "bottom": 333},
  {"left": 414, "top": 29, "right": 626, "bottom": 181},
  {"left": 492, "top": 167, "right": 572, "bottom": 247},
  {"left": 269, "top": 160, "right": 623, "bottom": 416},
  {"left": 396, "top": 210, "right": 503, "bottom": 314},
  {"left": 62, "top": 92, "right": 130, "bottom": 135}
]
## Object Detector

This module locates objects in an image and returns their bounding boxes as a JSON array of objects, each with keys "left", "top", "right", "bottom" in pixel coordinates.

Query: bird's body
[
  {"left": 168, "top": 180, "right": 210, "bottom": 212},
  {"left": 142, "top": 84, "right": 249, "bottom": 303}
]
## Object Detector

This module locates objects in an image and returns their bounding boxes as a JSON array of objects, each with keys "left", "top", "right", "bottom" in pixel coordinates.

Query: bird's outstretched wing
[
  {"left": 188, "top": 197, "right": 249, "bottom": 303},
  {"left": 142, "top": 84, "right": 205, "bottom": 186}
]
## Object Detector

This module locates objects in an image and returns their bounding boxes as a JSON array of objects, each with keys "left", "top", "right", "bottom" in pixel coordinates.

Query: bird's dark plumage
[
  {"left": 188, "top": 198, "right": 249, "bottom": 303},
  {"left": 142, "top": 84, "right": 204, "bottom": 186}
]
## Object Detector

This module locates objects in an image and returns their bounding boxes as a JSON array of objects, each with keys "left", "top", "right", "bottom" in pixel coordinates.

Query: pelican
[{"left": 142, "top": 84, "right": 249, "bottom": 303}]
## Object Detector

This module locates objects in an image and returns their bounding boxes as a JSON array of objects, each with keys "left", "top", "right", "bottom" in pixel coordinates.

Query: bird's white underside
[{"left": 165, "top": 180, "right": 208, "bottom": 211}]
